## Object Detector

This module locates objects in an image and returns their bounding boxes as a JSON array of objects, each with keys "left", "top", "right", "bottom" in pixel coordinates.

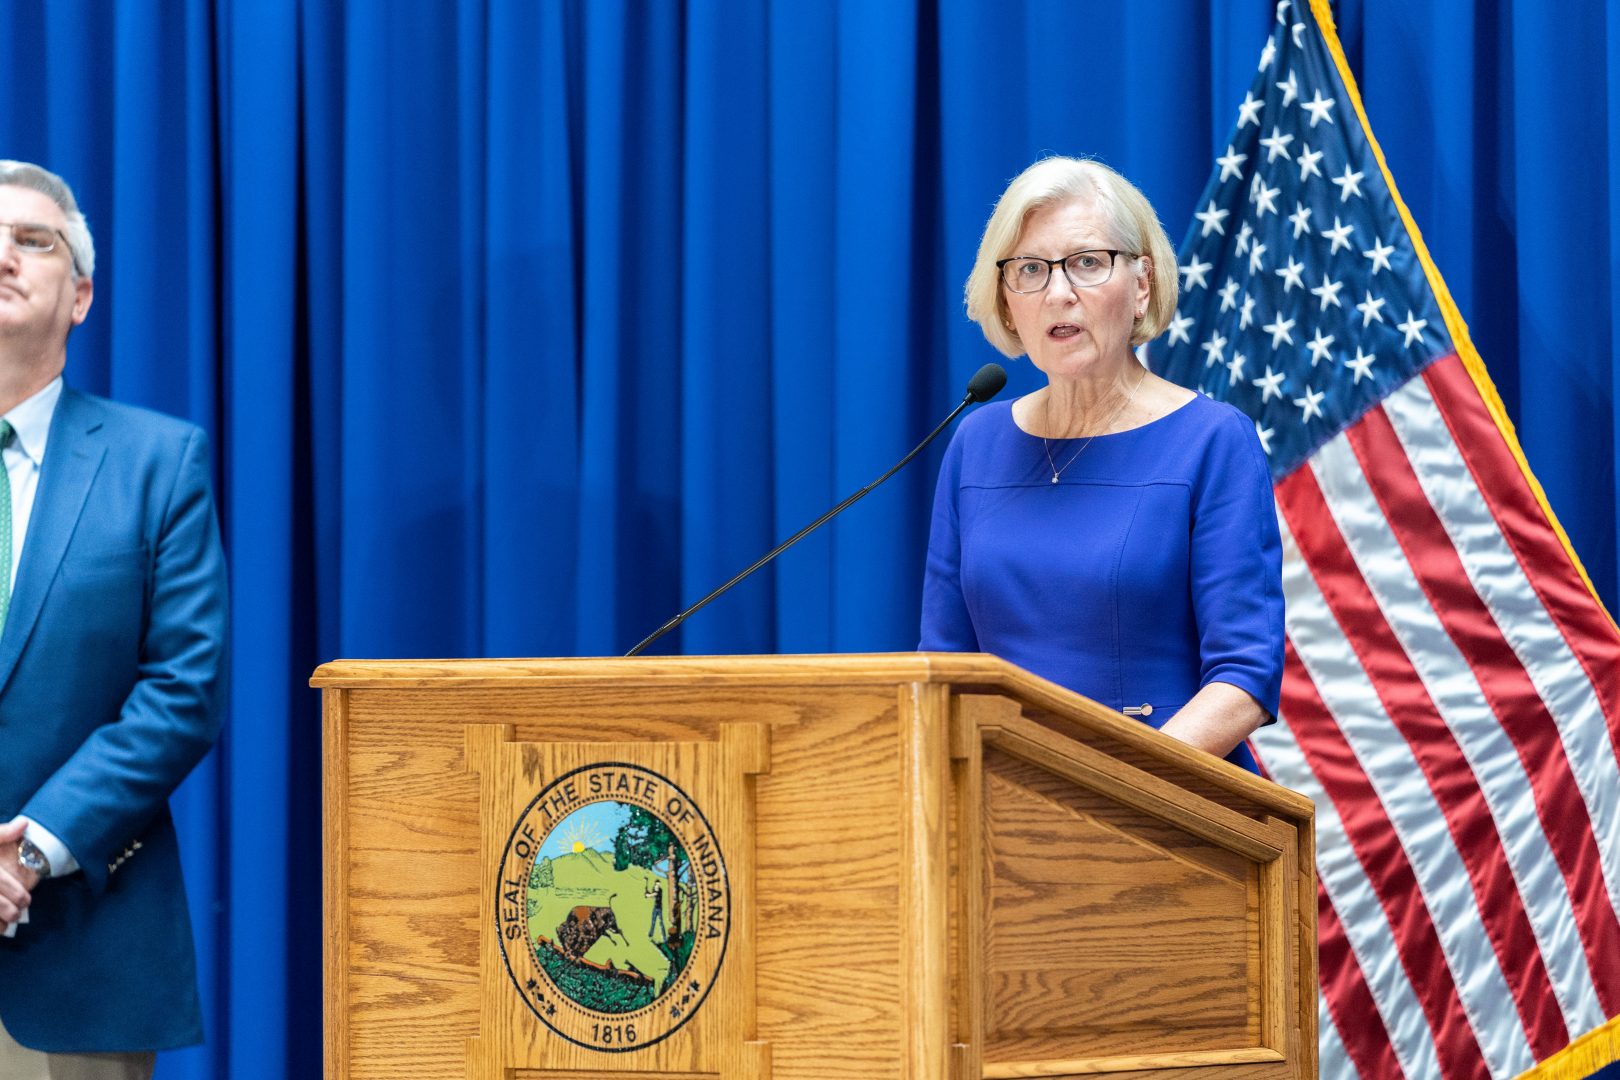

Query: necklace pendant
[{"left": 1051, "top": 475, "right": 1059, "bottom": 484}]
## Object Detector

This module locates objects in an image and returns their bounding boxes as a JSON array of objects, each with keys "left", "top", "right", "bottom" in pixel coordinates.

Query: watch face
[{"left": 19, "top": 841, "right": 46, "bottom": 875}]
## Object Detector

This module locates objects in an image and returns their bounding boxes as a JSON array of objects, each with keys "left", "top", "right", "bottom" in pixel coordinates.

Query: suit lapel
[{"left": 0, "top": 388, "right": 106, "bottom": 697}]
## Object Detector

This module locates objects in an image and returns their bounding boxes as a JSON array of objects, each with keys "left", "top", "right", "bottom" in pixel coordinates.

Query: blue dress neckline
[{"left": 1009, "top": 391, "right": 1201, "bottom": 444}]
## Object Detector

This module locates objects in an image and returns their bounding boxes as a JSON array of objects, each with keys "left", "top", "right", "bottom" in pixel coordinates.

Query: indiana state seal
[{"left": 495, "top": 761, "right": 731, "bottom": 1052}]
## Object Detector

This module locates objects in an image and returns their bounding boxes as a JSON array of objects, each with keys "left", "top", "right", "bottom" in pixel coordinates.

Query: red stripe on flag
[
  {"left": 1423, "top": 355, "right": 1620, "bottom": 729},
  {"left": 1343, "top": 406, "right": 1589, "bottom": 1044},
  {"left": 1270, "top": 482, "right": 1483, "bottom": 1080},
  {"left": 1317, "top": 866, "right": 1406, "bottom": 1080},
  {"left": 1348, "top": 401, "right": 1620, "bottom": 1024}
]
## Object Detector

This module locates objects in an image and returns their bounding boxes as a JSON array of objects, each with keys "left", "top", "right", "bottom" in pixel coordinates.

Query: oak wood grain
[
  {"left": 982, "top": 1046, "right": 1286, "bottom": 1077},
  {"left": 903, "top": 682, "right": 952, "bottom": 1080},
  {"left": 346, "top": 971, "right": 477, "bottom": 1079},
  {"left": 980, "top": 751, "right": 1254, "bottom": 1059},
  {"left": 323, "top": 689, "right": 352, "bottom": 1080},
  {"left": 313, "top": 654, "right": 1310, "bottom": 819},
  {"left": 321, "top": 655, "right": 1315, "bottom": 1079}
]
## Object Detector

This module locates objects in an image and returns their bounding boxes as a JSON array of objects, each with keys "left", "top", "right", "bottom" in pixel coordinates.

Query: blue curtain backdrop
[{"left": 2, "top": 1, "right": 1616, "bottom": 1076}]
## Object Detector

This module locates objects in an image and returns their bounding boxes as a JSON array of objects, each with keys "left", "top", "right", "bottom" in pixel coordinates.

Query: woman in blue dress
[{"left": 920, "top": 156, "right": 1284, "bottom": 773}]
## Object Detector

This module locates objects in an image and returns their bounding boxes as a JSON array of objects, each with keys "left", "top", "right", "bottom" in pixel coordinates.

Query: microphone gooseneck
[{"left": 625, "top": 363, "right": 1008, "bottom": 657}]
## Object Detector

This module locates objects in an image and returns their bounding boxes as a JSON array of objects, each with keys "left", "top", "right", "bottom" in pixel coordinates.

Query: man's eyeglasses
[
  {"left": 0, "top": 222, "right": 78, "bottom": 273},
  {"left": 997, "top": 249, "right": 1133, "bottom": 293}
]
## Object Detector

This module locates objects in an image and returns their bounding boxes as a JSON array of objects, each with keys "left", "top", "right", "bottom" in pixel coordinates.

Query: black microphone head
[{"left": 965, "top": 363, "right": 1008, "bottom": 403}]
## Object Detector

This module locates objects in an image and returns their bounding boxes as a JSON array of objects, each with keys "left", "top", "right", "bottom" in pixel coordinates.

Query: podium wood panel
[{"left": 317, "top": 654, "right": 1315, "bottom": 1079}]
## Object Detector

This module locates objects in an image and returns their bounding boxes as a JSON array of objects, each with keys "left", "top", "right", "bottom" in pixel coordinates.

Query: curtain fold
[
  {"left": 766, "top": 0, "right": 838, "bottom": 652},
  {"left": 0, "top": 3, "right": 1613, "bottom": 1077}
]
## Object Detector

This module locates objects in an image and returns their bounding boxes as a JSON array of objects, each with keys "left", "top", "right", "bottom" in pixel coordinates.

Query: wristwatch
[{"left": 17, "top": 836, "right": 50, "bottom": 879}]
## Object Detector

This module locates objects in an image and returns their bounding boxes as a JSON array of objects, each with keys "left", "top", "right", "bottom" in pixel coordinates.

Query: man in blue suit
[{"left": 0, "top": 161, "right": 228, "bottom": 1079}]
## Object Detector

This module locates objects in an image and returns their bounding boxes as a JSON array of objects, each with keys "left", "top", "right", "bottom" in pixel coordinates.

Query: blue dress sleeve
[
  {"left": 1191, "top": 408, "right": 1285, "bottom": 718},
  {"left": 919, "top": 428, "right": 979, "bottom": 652}
]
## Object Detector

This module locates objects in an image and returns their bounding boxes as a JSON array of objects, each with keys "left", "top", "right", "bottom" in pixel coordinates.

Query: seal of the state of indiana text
[{"left": 495, "top": 761, "right": 731, "bottom": 1052}]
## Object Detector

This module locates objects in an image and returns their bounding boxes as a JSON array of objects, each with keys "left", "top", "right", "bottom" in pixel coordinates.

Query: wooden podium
[{"left": 313, "top": 654, "right": 1315, "bottom": 1080}]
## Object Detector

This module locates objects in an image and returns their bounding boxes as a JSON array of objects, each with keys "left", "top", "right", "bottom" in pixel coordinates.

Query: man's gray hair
[{"left": 0, "top": 160, "right": 95, "bottom": 278}]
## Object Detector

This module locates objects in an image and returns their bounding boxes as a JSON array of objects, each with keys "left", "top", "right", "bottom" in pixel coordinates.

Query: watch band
[{"left": 17, "top": 836, "right": 50, "bottom": 879}]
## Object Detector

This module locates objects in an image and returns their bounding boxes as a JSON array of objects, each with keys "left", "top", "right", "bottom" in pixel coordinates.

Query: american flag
[{"left": 1149, "top": 2, "right": 1620, "bottom": 1077}]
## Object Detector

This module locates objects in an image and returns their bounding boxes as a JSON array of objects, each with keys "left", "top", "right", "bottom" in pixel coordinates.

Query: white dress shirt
[{"left": 3, "top": 377, "right": 81, "bottom": 938}]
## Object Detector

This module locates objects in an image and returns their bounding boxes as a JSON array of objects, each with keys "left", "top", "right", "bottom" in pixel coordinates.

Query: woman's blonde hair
[{"left": 965, "top": 156, "right": 1178, "bottom": 357}]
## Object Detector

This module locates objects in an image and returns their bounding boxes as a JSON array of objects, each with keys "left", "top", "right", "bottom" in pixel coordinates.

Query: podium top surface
[
  {"left": 311, "top": 652, "right": 1312, "bottom": 820},
  {"left": 311, "top": 651, "right": 1018, "bottom": 689}
]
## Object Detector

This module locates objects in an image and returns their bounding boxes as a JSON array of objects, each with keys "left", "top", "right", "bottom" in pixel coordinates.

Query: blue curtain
[{"left": 2, "top": 1, "right": 1615, "bottom": 1076}]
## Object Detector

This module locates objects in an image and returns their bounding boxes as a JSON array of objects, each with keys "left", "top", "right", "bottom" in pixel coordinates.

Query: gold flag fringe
[{"left": 1516, "top": 1015, "right": 1620, "bottom": 1080}]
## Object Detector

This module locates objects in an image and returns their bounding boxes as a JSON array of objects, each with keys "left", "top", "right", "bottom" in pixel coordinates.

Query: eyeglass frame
[
  {"left": 995, "top": 248, "right": 1135, "bottom": 294},
  {"left": 0, "top": 221, "right": 82, "bottom": 277}
]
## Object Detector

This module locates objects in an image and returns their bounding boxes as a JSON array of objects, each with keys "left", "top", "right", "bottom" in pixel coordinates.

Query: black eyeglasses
[{"left": 997, "top": 249, "right": 1133, "bottom": 293}]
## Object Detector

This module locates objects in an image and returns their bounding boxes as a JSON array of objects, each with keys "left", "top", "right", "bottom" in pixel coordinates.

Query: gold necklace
[{"left": 1041, "top": 373, "right": 1145, "bottom": 484}]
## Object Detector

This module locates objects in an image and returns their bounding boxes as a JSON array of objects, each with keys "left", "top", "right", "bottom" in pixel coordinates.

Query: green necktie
[{"left": 0, "top": 419, "right": 13, "bottom": 631}]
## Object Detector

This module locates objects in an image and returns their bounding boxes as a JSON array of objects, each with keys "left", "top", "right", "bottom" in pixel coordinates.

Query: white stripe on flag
[
  {"left": 1309, "top": 432, "right": 1605, "bottom": 1037},
  {"left": 1278, "top": 505, "right": 1533, "bottom": 1077},
  {"left": 1253, "top": 688, "right": 1437, "bottom": 1080},
  {"left": 1319, "top": 994, "right": 1364, "bottom": 1080},
  {"left": 1385, "top": 376, "right": 1620, "bottom": 928}
]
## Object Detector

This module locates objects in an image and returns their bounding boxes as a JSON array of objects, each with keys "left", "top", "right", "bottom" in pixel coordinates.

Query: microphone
[
  {"left": 964, "top": 362, "right": 1008, "bottom": 403},
  {"left": 626, "top": 363, "right": 1007, "bottom": 657}
]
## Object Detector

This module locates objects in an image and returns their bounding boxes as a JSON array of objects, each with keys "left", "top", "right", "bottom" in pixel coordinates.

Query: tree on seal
[{"left": 612, "top": 806, "right": 688, "bottom": 941}]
